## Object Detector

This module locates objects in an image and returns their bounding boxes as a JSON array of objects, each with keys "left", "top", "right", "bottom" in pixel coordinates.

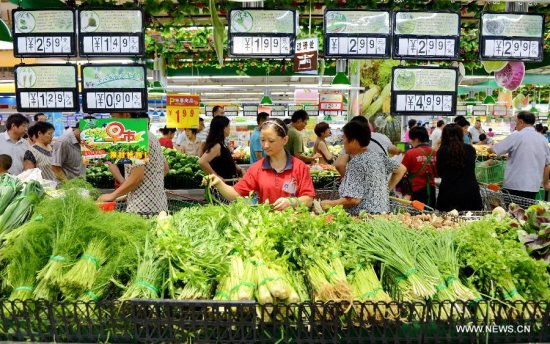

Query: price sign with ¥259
[{"left": 166, "top": 94, "right": 200, "bottom": 129}]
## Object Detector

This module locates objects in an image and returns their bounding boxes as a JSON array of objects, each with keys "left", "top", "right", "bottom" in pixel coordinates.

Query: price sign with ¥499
[{"left": 166, "top": 94, "right": 200, "bottom": 129}]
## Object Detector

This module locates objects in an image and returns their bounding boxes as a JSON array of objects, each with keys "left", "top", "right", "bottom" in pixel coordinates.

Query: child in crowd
[
  {"left": 159, "top": 127, "right": 177, "bottom": 149},
  {"left": 0, "top": 154, "right": 12, "bottom": 175}
]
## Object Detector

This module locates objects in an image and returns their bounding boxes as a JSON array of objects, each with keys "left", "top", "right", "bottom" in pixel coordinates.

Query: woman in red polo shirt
[{"left": 204, "top": 118, "right": 315, "bottom": 210}]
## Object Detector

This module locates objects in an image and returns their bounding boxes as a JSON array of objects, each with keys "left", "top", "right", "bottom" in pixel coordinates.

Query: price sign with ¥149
[{"left": 166, "top": 94, "right": 200, "bottom": 129}]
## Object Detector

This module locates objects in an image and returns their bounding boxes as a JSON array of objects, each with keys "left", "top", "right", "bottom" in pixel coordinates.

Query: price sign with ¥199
[{"left": 166, "top": 94, "right": 200, "bottom": 129}]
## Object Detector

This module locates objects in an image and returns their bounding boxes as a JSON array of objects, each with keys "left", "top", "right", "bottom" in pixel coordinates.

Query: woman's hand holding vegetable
[
  {"left": 203, "top": 174, "right": 223, "bottom": 188},
  {"left": 97, "top": 193, "right": 116, "bottom": 203},
  {"left": 272, "top": 197, "right": 292, "bottom": 211}
]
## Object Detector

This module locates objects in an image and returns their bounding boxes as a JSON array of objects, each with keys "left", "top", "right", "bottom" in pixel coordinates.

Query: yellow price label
[{"left": 166, "top": 94, "right": 200, "bottom": 129}]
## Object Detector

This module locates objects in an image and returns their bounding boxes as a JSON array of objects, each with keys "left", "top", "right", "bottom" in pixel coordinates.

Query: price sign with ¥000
[{"left": 166, "top": 94, "right": 200, "bottom": 129}]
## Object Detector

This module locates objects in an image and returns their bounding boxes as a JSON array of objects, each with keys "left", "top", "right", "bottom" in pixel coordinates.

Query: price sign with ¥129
[{"left": 166, "top": 94, "right": 200, "bottom": 129}]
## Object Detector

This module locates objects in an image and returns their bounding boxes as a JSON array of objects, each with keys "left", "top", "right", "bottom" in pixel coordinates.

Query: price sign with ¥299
[{"left": 166, "top": 94, "right": 200, "bottom": 129}]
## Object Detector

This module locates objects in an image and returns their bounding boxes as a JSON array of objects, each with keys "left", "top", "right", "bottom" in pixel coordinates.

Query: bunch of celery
[{"left": 0, "top": 180, "right": 44, "bottom": 236}]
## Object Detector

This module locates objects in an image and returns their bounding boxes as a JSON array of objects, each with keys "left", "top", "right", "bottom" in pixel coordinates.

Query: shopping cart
[
  {"left": 314, "top": 177, "right": 341, "bottom": 201},
  {"left": 479, "top": 186, "right": 540, "bottom": 211}
]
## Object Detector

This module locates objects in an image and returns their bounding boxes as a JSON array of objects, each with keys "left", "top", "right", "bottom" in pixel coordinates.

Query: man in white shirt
[
  {"left": 430, "top": 120, "right": 444, "bottom": 149},
  {"left": 469, "top": 119, "right": 485, "bottom": 144},
  {"left": 489, "top": 111, "right": 550, "bottom": 199},
  {"left": 0, "top": 113, "right": 30, "bottom": 175}
]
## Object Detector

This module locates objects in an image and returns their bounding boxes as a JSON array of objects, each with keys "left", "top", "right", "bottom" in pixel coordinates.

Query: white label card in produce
[
  {"left": 324, "top": 10, "right": 390, "bottom": 58},
  {"left": 14, "top": 64, "right": 79, "bottom": 112},
  {"left": 391, "top": 66, "right": 458, "bottom": 116},
  {"left": 13, "top": 9, "right": 76, "bottom": 57},
  {"left": 78, "top": 9, "right": 144, "bottom": 56},
  {"left": 480, "top": 13, "right": 544, "bottom": 61},
  {"left": 392, "top": 11, "right": 460, "bottom": 60},
  {"left": 229, "top": 9, "right": 296, "bottom": 57},
  {"left": 81, "top": 64, "right": 147, "bottom": 113}
]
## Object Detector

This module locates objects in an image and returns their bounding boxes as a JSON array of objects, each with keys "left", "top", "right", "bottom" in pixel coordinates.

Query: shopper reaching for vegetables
[
  {"left": 204, "top": 118, "right": 315, "bottom": 211},
  {"left": 321, "top": 120, "right": 406, "bottom": 214}
]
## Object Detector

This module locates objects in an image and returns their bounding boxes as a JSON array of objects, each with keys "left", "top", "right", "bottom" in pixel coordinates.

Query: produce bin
[
  {"left": 116, "top": 192, "right": 205, "bottom": 214},
  {"left": 1, "top": 299, "right": 548, "bottom": 343}
]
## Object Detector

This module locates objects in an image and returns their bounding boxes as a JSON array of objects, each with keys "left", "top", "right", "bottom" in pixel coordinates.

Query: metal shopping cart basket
[
  {"left": 314, "top": 177, "right": 341, "bottom": 201},
  {"left": 479, "top": 186, "right": 540, "bottom": 211}
]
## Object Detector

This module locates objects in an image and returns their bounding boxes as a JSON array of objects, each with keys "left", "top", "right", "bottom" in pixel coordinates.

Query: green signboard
[{"left": 80, "top": 118, "right": 149, "bottom": 164}]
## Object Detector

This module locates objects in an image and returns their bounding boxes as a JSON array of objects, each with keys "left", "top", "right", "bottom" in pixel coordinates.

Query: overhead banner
[
  {"left": 12, "top": 9, "right": 76, "bottom": 57},
  {"left": 14, "top": 64, "right": 79, "bottom": 112},
  {"left": 392, "top": 11, "right": 460, "bottom": 60},
  {"left": 81, "top": 64, "right": 147, "bottom": 113},
  {"left": 480, "top": 13, "right": 544, "bottom": 62},
  {"left": 166, "top": 94, "right": 200, "bottom": 129},
  {"left": 80, "top": 118, "right": 149, "bottom": 164},
  {"left": 391, "top": 66, "right": 458, "bottom": 116},
  {"left": 78, "top": 9, "right": 145, "bottom": 56},
  {"left": 228, "top": 9, "right": 296, "bottom": 58},
  {"left": 294, "top": 37, "right": 318, "bottom": 73},
  {"left": 324, "top": 10, "right": 391, "bottom": 59}
]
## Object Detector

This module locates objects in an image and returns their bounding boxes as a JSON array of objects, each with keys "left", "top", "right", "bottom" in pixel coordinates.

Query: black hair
[
  {"left": 343, "top": 121, "right": 371, "bottom": 147},
  {"left": 407, "top": 119, "right": 417, "bottom": 130},
  {"left": 437, "top": 120, "right": 445, "bottom": 128},
  {"left": 30, "top": 121, "right": 55, "bottom": 138},
  {"left": 199, "top": 117, "right": 204, "bottom": 122},
  {"left": 454, "top": 115, "right": 466, "bottom": 123},
  {"left": 34, "top": 113, "right": 46, "bottom": 121},
  {"left": 261, "top": 118, "right": 288, "bottom": 138},
  {"left": 283, "top": 118, "right": 292, "bottom": 125},
  {"left": 409, "top": 126, "right": 430, "bottom": 143},
  {"left": 314, "top": 122, "right": 330, "bottom": 137},
  {"left": 160, "top": 126, "right": 177, "bottom": 135},
  {"left": 131, "top": 112, "right": 149, "bottom": 119},
  {"left": 479, "top": 133, "right": 487, "bottom": 141},
  {"left": 6, "top": 113, "right": 29, "bottom": 131},
  {"left": 186, "top": 128, "right": 198, "bottom": 135},
  {"left": 517, "top": 111, "right": 536, "bottom": 125},
  {"left": 212, "top": 105, "right": 223, "bottom": 115},
  {"left": 441, "top": 123, "right": 465, "bottom": 168},
  {"left": 350, "top": 115, "right": 368, "bottom": 124},
  {"left": 256, "top": 112, "right": 269, "bottom": 125},
  {"left": 27, "top": 125, "right": 37, "bottom": 139},
  {"left": 488, "top": 128, "right": 493, "bottom": 131},
  {"left": 456, "top": 118, "right": 470, "bottom": 128},
  {"left": 204, "top": 115, "right": 230, "bottom": 153},
  {"left": 0, "top": 154, "right": 12, "bottom": 171},
  {"left": 291, "top": 109, "right": 309, "bottom": 123}
]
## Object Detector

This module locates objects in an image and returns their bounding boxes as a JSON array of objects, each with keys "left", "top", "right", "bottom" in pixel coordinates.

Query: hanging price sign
[
  {"left": 324, "top": 10, "right": 391, "bottom": 59},
  {"left": 480, "top": 12, "right": 544, "bottom": 62},
  {"left": 15, "top": 64, "right": 79, "bottom": 112},
  {"left": 166, "top": 94, "right": 200, "bottom": 129},
  {"left": 391, "top": 66, "right": 458, "bottom": 116},
  {"left": 12, "top": 9, "right": 77, "bottom": 57},
  {"left": 228, "top": 9, "right": 296, "bottom": 58},
  {"left": 392, "top": 11, "right": 460, "bottom": 60}
]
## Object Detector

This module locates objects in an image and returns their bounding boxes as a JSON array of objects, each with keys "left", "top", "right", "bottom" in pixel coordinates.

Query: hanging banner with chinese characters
[
  {"left": 78, "top": 9, "right": 144, "bottom": 57},
  {"left": 80, "top": 118, "right": 149, "bottom": 164},
  {"left": 228, "top": 9, "right": 296, "bottom": 58},
  {"left": 166, "top": 94, "right": 200, "bottom": 129},
  {"left": 480, "top": 13, "right": 544, "bottom": 62},
  {"left": 12, "top": 9, "right": 76, "bottom": 57},
  {"left": 14, "top": 64, "right": 79, "bottom": 112},
  {"left": 294, "top": 37, "right": 318, "bottom": 73},
  {"left": 324, "top": 10, "right": 391, "bottom": 59},
  {"left": 392, "top": 11, "right": 460, "bottom": 60},
  {"left": 391, "top": 66, "right": 458, "bottom": 116},
  {"left": 319, "top": 92, "right": 344, "bottom": 112},
  {"left": 81, "top": 64, "right": 147, "bottom": 113}
]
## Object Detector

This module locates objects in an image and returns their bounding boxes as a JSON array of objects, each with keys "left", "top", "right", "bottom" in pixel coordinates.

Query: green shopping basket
[{"left": 475, "top": 160, "right": 505, "bottom": 185}]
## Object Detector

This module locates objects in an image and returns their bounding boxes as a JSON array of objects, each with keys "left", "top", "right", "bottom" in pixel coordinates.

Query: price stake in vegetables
[
  {"left": 80, "top": 118, "right": 148, "bottom": 164},
  {"left": 166, "top": 94, "right": 200, "bottom": 129}
]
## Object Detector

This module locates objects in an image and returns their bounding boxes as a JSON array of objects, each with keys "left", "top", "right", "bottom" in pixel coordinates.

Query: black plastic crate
[{"left": 1, "top": 299, "right": 548, "bottom": 343}]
